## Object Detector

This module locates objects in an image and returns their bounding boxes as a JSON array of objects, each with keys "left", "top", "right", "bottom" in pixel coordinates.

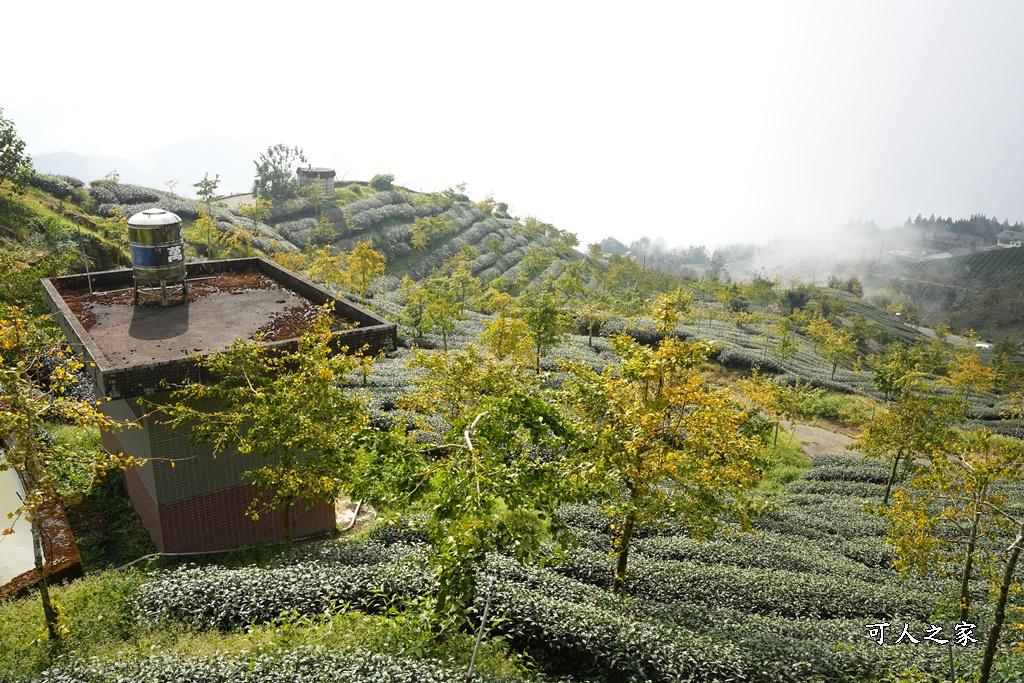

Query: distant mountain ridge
[{"left": 34, "top": 136, "right": 264, "bottom": 197}]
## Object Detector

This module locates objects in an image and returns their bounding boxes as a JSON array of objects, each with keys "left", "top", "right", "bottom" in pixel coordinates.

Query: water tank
[{"left": 128, "top": 208, "right": 187, "bottom": 306}]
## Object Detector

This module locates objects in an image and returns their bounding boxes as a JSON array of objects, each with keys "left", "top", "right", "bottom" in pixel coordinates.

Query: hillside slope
[
  {"left": 19, "top": 173, "right": 589, "bottom": 293},
  {"left": 867, "top": 247, "right": 1024, "bottom": 339}
]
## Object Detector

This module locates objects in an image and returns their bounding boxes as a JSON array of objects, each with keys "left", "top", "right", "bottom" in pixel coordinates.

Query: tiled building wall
[
  {"left": 107, "top": 393, "right": 278, "bottom": 506},
  {"left": 123, "top": 467, "right": 333, "bottom": 553},
  {"left": 157, "top": 483, "right": 334, "bottom": 552},
  {"left": 123, "top": 466, "right": 162, "bottom": 549}
]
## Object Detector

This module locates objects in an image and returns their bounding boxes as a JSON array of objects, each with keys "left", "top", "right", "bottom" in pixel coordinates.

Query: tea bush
[
  {"left": 133, "top": 544, "right": 430, "bottom": 630},
  {"left": 27, "top": 647, "right": 528, "bottom": 683},
  {"left": 28, "top": 173, "right": 82, "bottom": 198}
]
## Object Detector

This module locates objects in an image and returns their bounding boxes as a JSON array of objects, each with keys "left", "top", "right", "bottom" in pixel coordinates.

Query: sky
[{"left": 5, "top": 1, "right": 1024, "bottom": 249}]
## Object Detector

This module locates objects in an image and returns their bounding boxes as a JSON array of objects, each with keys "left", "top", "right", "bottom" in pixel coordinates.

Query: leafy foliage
[
  {"left": 160, "top": 312, "right": 373, "bottom": 549},
  {"left": 560, "top": 296, "right": 767, "bottom": 591},
  {"left": 370, "top": 173, "right": 395, "bottom": 191},
  {"left": 388, "top": 345, "right": 578, "bottom": 624},
  {"left": 252, "top": 144, "right": 307, "bottom": 201},
  {"left": 0, "top": 108, "right": 34, "bottom": 192},
  {"left": 0, "top": 307, "right": 135, "bottom": 638}
]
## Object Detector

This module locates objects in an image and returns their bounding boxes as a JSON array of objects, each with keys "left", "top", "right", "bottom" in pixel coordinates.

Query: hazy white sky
[{"left": 6, "top": 1, "right": 1024, "bottom": 248}]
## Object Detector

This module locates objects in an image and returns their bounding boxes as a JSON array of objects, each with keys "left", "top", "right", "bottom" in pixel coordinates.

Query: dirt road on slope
[{"left": 784, "top": 420, "right": 864, "bottom": 458}]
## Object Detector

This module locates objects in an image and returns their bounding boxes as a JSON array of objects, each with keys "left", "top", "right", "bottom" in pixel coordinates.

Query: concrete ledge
[{"left": 42, "top": 258, "right": 397, "bottom": 400}]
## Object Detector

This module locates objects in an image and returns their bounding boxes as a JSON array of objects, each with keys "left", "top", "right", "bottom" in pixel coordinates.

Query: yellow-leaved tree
[
  {"left": 883, "top": 429, "right": 1024, "bottom": 683},
  {"left": 0, "top": 307, "right": 135, "bottom": 639},
  {"left": 560, "top": 293, "right": 768, "bottom": 592},
  {"left": 306, "top": 240, "right": 386, "bottom": 300},
  {"left": 160, "top": 310, "right": 373, "bottom": 550},
  {"left": 387, "top": 344, "right": 578, "bottom": 626},
  {"left": 850, "top": 372, "right": 960, "bottom": 506},
  {"left": 807, "top": 315, "right": 857, "bottom": 380}
]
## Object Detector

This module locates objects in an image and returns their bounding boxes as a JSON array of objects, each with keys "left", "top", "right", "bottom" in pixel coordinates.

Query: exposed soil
[
  {"left": 785, "top": 420, "right": 864, "bottom": 458},
  {"left": 59, "top": 271, "right": 350, "bottom": 342},
  {"left": 335, "top": 496, "right": 377, "bottom": 537}
]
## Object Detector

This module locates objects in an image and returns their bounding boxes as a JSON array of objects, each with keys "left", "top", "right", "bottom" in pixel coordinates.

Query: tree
[
  {"left": 252, "top": 144, "right": 307, "bottom": 201},
  {"left": 297, "top": 181, "right": 328, "bottom": 217},
  {"left": 0, "top": 108, "right": 34, "bottom": 192},
  {"left": 807, "top": 315, "right": 856, "bottom": 380},
  {"left": 851, "top": 373, "right": 960, "bottom": 506},
  {"left": 577, "top": 302, "right": 609, "bottom": 348},
  {"left": 882, "top": 430, "right": 1024, "bottom": 683},
  {"left": 870, "top": 343, "right": 914, "bottom": 402},
  {"left": 991, "top": 337, "right": 1022, "bottom": 392},
  {"left": 193, "top": 209, "right": 219, "bottom": 259},
  {"left": 942, "top": 349, "right": 996, "bottom": 403},
  {"left": 485, "top": 235, "right": 504, "bottom": 258},
  {"left": 161, "top": 311, "right": 371, "bottom": 550},
  {"left": 214, "top": 222, "right": 253, "bottom": 258},
  {"left": 560, "top": 297, "right": 766, "bottom": 592},
  {"left": 480, "top": 314, "right": 533, "bottom": 361},
  {"left": 392, "top": 345, "right": 576, "bottom": 624},
  {"left": 305, "top": 245, "right": 348, "bottom": 292},
  {"left": 399, "top": 275, "right": 430, "bottom": 337},
  {"left": 522, "top": 288, "right": 572, "bottom": 372},
  {"left": 369, "top": 173, "right": 394, "bottom": 191},
  {"left": 423, "top": 275, "right": 462, "bottom": 352},
  {"left": 741, "top": 369, "right": 789, "bottom": 445},
  {"left": 239, "top": 198, "right": 272, "bottom": 228},
  {"left": 193, "top": 172, "right": 220, "bottom": 214},
  {"left": 772, "top": 319, "right": 800, "bottom": 365},
  {"left": 446, "top": 259, "right": 481, "bottom": 313},
  {"left": 410, "top": 215, "right": 458, "bottom": 251},
  {"left": 343, "top": 239, "right": 386, "bottom": 299},
  {"left": 0, "top": 308, "right": 133, "bottom": 639},
  {"left": 554, "top": 260, "right": 588, "bottom": 299}
]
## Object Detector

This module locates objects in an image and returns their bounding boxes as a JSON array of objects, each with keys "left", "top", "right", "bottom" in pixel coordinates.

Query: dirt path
[
  {"left": 335, "top": 496, "right": 377, "bottom": 536},
  {"left": 784, "top": 420, "right": 864, "bottom": 458}
]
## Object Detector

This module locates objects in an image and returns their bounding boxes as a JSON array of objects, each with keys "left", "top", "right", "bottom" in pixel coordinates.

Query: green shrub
[
  {"left": 70, "top": 187, "right": 96, "bottom": 213},
  {"left": 28, "top": 646, "right": 528, "bottom": 683},
  {"left": 133, "top": 543, "right": 430, "bottom": 630},
  {"left": 28, "top": 173, "right": 81, "bottom": 198},
  {"left": 370, "top": 173, "right": 395, "bottom": 191}
]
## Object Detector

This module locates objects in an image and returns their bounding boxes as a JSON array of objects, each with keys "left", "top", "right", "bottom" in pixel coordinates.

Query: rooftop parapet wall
[{"left": 42, "top": 258, "right": 397, "bottom": 400}]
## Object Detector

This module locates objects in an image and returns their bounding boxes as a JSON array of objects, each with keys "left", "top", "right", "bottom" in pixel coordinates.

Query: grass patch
[
  {"left": 332, "top": 183, "right": 376, "bottom": 207},
  {"left": 64, "top": 471, "right": 155, "bottom": 572},
  {"left": 758, "top": 436, "right": 810, "bottom": 493},
  {"left": 0, "top": 570, "right": 143, "bottom": 680},
  {"left": 47, "top": 423, "right": 102, "bottom": 495},
  {"left": 800, "top": 390, "right": 874, "bottom": 427},
  {"left": 0, "top": 567, "right": 536, "bottom": 683}
]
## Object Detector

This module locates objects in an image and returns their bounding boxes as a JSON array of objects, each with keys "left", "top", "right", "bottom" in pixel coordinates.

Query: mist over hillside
[{"left": 34, "top": 136, "right": 264, "bottom": 198}]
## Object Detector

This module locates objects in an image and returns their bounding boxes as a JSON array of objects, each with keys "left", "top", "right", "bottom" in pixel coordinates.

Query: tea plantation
[
  {"left": 4, "top": 455, "right": 1016, "bottom": 683},
  {"left": 4, "top": 174, "right": 1024, "bottom": 683}
]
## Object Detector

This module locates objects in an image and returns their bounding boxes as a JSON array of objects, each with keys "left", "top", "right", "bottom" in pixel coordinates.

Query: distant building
[
  {"left": 921, "top": 232, "right": 982, "bottom": 251},
  {"left": 996, "top": 229, "right": 1024, "bottom": 248},
  {"left": 296, "top": 166, "right": 336, "bottom": 194}
]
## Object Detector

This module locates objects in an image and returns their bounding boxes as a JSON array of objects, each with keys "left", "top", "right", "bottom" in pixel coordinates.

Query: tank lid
[{"left": 128, "top": 208, "right": 182, "bottom": 226}]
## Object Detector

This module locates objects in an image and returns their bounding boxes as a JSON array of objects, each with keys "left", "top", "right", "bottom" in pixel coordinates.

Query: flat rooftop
[
  {"left": 42, "top": 258, "right": 397, "bottom": 400},
  {"left": 60, "top": 271, "right": 341, "bottom": 369}
]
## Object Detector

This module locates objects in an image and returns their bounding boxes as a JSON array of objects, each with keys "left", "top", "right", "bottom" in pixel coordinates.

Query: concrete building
[
  {"left": 296, "top": 166, "right": 337, "bottom": 194},
  {"left": 42, "top": 257, "right": 396, "bottom": 553}
]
